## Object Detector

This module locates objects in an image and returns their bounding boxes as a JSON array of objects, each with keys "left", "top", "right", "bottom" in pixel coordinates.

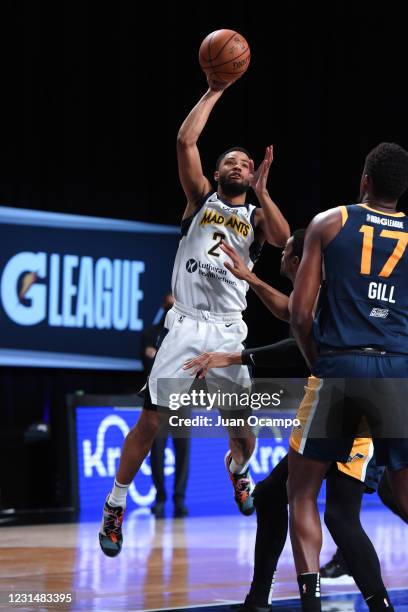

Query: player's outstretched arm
[
  {"left": 183, "top": 351, "right": 241, "bottom": 378},
  {"left": 221, "top": 242, "right": 290, "bottom": 321},
  {"left": 183, "top": 338, "right": 302, "bottom": 378},
  {"left": 177, "top": 78, "right": 232, "bottom": 220},
  {"left": 251, "top": 146, "right": 290, "bottom": 247}
]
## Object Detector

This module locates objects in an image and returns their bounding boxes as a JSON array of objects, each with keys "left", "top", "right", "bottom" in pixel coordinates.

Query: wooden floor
[{"left": 1, "top": 508, "right": 407, "bottom": 611}]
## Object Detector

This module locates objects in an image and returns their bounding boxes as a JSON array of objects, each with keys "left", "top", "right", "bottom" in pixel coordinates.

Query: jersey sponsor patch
[
  {"left": 369, "top": 307, "right": 389, "bottom": 318},
  {"left": 184, "top": 258, "right": 238, "bottom": 287}
]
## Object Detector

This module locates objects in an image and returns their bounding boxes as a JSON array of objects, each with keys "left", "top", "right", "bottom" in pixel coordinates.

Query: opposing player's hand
[
  {"left": 249, "top": 145, "right": 274, "bottom": 193},
  {"left": 221, "top": 241, "right": 252, "bottom": 281},
  {"left": 183, "top": 352, "right": 239, "bottom": 378}
]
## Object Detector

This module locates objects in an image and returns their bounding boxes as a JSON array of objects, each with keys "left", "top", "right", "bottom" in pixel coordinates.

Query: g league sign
[{"left": 0, "top": 206, "right": 179, "bottom": 369}]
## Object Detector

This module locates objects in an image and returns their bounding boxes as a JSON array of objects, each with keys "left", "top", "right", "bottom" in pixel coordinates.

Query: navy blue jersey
[{"left": 314, "top": 204, "right": 408, "bottom": 353}]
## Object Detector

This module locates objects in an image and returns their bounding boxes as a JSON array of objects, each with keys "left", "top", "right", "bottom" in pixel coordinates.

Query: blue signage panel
[
  {"left": 76, "top": 405, "right": 292, "bottom": 518},
  {"left": 0, "top": 206, "right": 179, "bottom": 369},
  {"left": 75, "top": 405, "right": 382, "bottom": 519}
]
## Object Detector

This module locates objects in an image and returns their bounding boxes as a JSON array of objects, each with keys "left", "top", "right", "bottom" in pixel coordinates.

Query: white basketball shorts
[{"left": 146, "top": 302, "right": 252, "bottom": 409}]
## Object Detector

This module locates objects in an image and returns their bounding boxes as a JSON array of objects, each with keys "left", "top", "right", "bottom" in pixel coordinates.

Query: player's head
[
  {"left": 280, "top": 229, "right": 306, "bottom": 281},
  {"left": 214, "top": 147, "right": 252, "bottom": 197},
  {"left": 360, "top": 142, "right": 408, "bottom": 202}
]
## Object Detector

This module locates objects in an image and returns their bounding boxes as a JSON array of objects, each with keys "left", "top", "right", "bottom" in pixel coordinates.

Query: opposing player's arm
[
  {"left": 290, "top": 208, "right": 342, "bottom": 368},
  {"left": 183, "top": 338, "right": 302, "bottom": 378},
  {"left": 183, "top": 351, "right": 242, "bottom": 378},
  {"left": 290, "top": 217, "right": 323, "bottom": 368},
  {"left": 254, "top": 201, "right": 290, "bottom": 248},
  {"left": 250, "top": 146, "right": 290, "bottom": 247},
  {"left": 248, "top": 274, "right": 290, "bottom": 321},
  {"left": 177, "top": 86, "right": 226, "bottom": 220},
  {"left": 220, "top": 241, "right": 290, "bottom": 321}
]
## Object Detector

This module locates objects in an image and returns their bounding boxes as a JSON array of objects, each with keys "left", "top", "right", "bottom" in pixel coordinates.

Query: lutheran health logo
[
  {"left": 186, "top": 259, "right": 198, "bottom": 273},
  {"left": 185, "top": 258, "right": 237, "bottom": 286}
]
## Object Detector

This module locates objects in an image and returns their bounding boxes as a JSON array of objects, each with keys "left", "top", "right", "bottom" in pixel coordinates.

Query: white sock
[
  {"left": 229, "top": 457, "right": 251, "bottom": 475},
  {"left": 108, "top": 480, "right": 129, "bottom": 507}
]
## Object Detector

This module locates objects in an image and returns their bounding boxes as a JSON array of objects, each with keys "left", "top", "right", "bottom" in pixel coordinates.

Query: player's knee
[{"left": 133, "top": 409, "right": 166, "bottom": 438}]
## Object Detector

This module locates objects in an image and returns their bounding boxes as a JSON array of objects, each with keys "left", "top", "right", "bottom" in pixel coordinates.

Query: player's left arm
[
  {"left": 251, "top": 146, "right": 290, "bottom": 247},
  {"left": 290, "top": 208, "right": 342, "bottom": 369},
  {"left": 290, "top": 216, "right": 323, "bottom": 369}
]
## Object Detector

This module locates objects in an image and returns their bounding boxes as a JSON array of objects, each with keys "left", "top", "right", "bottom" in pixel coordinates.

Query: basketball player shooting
[{"left": 99, "top": 68, "right": 290, "bottom": 558}]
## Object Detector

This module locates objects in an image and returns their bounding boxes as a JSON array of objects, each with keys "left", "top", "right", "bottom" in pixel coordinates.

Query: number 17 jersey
[
  {"left": 172, "top": 191, "right": 260, "bottom": 314},
  {"left": 314, "top": 203, "right": 408, "bottom": 353}
]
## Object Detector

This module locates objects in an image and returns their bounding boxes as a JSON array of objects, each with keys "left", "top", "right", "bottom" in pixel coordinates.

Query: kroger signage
[
  {"left": 0, "top": 206, "right": 179, "bottom": 369},
  {"left": 74, "top": 406, "right": 290, "bottom": 517}
]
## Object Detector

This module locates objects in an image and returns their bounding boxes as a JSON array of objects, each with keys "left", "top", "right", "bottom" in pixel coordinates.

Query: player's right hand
[
  {"left": 221, "top": 241, "right": 252, "bottom": 281},
  {"left": 206, "top": 74, "right": 236, "bottom": 92},
  {"left": 183, "top": 352, "right": 240, "bottom": 378}
]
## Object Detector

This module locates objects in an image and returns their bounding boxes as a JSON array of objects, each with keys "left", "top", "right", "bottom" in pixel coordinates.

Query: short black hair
[
  {"left": 215, "top": 146, "right": 252, "bottom": 170},
  {"left": 290, "top": 229, "right": 306, "bottom": 259},
  {"left": 364, "top": 142, "right": 408, "bottom": 200}
]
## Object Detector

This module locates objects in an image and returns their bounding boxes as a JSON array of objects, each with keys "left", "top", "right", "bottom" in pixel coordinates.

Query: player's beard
[{"left": 218, "top": 175, "right": 249, "bottom": 197}]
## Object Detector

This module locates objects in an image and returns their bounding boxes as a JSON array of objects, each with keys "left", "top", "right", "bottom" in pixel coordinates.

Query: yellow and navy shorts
[
  {"left": 290, "top": 349, "right": 408, "bottom": 471},
  {"left": 290, "top": 376, "right": 375, "bottom": 483}
]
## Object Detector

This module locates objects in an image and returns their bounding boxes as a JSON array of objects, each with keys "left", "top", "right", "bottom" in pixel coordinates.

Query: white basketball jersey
[{"left": 172, "top": 191, "right": 261, "bottom": 313}]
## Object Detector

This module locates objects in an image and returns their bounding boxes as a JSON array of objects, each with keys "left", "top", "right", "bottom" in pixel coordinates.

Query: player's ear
[{"left": 214, "top": 170, "right": 220, "bottom": 181}]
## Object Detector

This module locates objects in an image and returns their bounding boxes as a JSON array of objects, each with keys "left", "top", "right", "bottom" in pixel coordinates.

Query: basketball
[{"left": 199, "top": 29, "right": 250, "bottom": 85}]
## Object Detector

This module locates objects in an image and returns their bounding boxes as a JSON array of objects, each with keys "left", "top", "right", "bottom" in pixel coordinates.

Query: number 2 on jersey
[
  {"left": 208, "top": 232, "right": 226, "bottom": 257},
  {"left": 359, "top": 225, "right": 408, "bottom": 277}
]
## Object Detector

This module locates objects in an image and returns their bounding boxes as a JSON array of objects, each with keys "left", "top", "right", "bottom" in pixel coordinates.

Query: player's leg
[
  {"left": 287, "top": 375, "right": 333, "bottom": 606},
  {"left": 116, "top": 408, "right": 168, "bottom": 485},
  {"left": 228, "top": 424, "right": 256, "bottom": 466},
  {"left": 321, "top": 441, "right": 382, "bottom": 583},
  {"left": 242, "top": 454, "right": 289, "bottom": 610},
  {"left": 324, "top": 466, "right": 394, "bottom": 611},
  {"left": 209, "top": 317, "right": 257, "bottom": 514},
  {"left": 150, "top": 433, "right": 168, "bottom": 517},
  {"left": 378, "top": 468, "right": 408, "bottom": 523},
  {"left": 386, "top": 465, "right": 408, "bottom": 522},
  {"left": 287, "top": 448, "right": 329, "bottom": 571},
  {"left": 99, "top": 305, "right": 197, "bottom": 556},
  {"left": 99, "top": 408, "right": 168, "bottom": 556},
  {"left": 224, "top": 419, "right": 256, "bottom": 516},
  {"left": 364, "top": 357, "right": 408, "bottom": 521},
  {"left": 172, "top": 431, "right": 191, "bottom": 517},
  {"left": 287, "top": 448, "right": 328, "bottom": 612}
]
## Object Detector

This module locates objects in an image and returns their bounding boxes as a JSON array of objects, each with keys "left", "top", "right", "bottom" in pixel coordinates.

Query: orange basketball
[{"left": 199, "top": 29, "right": 250, "bottom": 84}]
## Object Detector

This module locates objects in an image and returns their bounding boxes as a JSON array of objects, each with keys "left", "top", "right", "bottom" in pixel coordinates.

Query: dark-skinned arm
[
  {"left": 290, "top": 217, "right": 323, "bottom": 369},
  {"left": 177, "top": 77, "right": 234, "bottom": 221},
  {"left": 220, "top": 241, "right": 290, "bottom": 321},
  {"left": 290, "top": 208, "right": 343, "bottom": 369},
  {"left": 248, "top": 146, "right": 290, "bottom": 247}
]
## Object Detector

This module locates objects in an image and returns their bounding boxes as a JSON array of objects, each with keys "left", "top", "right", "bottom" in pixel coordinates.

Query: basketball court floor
[{"left": 1, "top": 506, "right": 407, "bottom": 611}]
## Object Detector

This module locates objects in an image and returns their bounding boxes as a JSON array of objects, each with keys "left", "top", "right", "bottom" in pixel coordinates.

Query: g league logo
[
  {"left": 186, "top": 259, "right": 198, "bottom": 273},
  {"left": 0, "top": 251, "right": 145, "bottom": 330}
]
